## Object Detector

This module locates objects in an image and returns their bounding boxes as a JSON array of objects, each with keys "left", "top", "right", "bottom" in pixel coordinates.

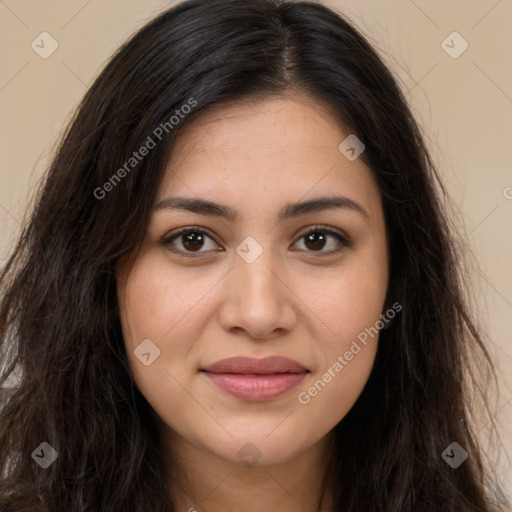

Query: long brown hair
[{"left": 0, "top": 0, "right": 509, "bottom": 510}]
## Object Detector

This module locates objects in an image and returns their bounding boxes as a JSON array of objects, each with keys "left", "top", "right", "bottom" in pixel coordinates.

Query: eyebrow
[{"left": 153, "top": 195, "right": 369, "bottom": 222}]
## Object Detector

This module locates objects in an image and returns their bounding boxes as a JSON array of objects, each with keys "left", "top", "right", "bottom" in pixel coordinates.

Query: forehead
[
  {"left": 170, "top": 94, "right": 350, "bottom": 161},
  {"left": 157, "top": 94, "right": 382, "bottom": 223}
]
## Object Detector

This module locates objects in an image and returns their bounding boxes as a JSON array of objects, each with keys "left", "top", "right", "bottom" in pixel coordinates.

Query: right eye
[{"left": 160, "top": 226, "right": 222, "bottom": 258}]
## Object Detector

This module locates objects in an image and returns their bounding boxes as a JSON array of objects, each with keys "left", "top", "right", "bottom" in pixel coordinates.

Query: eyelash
[{"left": 160, "top": 225, "right": 353, "bottom": 259}]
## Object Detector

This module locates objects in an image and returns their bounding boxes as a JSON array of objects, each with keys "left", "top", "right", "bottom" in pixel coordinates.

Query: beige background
[{"left": 0, "top": 0, "right": 511, "bottom": 498}]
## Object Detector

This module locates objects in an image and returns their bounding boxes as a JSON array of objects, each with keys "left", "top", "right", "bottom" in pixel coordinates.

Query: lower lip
[{"left": 202, "top": 372, "right": 308, "bottom": 402}]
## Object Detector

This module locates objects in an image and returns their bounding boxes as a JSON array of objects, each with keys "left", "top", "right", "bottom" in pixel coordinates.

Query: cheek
[
  {"left": 297, "top": 339, "right": 377, "bottom": 432},
  {"left": 292, "top": 251, "right": 386, "bottom": 413},
  {"left": 295, "top": 255, "right": 387, "bottom": 342},
  {"left": 294, "top": 270, "right": 384, "bottom": 415},
  {"left": 119, "top": 251, "right": 220, "bottom": 345},
  {"left": 118, "top": 254, "right": 196, "bottom": 395}
]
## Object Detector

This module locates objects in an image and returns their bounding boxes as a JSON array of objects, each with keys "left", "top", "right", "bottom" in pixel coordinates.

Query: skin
[{"left": 117, "top": 93, "right": 389, "bottom": 512}]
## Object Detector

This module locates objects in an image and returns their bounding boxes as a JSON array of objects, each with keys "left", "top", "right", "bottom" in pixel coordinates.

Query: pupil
[
  {"left": 183, "top": 232, "right": 204, "bottom": 251},
  {"left": 305, "top": 232, "right": 326, "bottom": 251}
]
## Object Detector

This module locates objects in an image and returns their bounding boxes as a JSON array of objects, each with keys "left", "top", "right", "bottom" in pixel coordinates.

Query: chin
[{"left": 216, "top": 436, "right": 305, "bottom": 468}]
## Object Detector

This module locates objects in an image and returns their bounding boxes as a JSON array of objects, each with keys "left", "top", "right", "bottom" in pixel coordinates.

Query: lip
[
  {"left": 202, "top": 356, "right": 308, "bottom": 374},
  {"left": 200, "top": 356, "right": 309, "bottom": 402}
]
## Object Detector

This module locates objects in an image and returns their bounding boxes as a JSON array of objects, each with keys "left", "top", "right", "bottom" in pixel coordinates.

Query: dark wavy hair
[{"left": 0, "top": 0, "right": 509, "bottom": 510}]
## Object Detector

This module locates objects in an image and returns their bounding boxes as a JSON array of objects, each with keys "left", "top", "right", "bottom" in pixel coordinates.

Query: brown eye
[
  {"left": 181, "top": 231, "right": 206, "bottom": 251},
  {"left": 292, "top": 227, "right": 352, "bottom": 255},
  {"left": 304, "top": 231, "right": 328, "bottom": 251},
  {"left": 161, "top": 227, "right": 219, "bottom": 258}
]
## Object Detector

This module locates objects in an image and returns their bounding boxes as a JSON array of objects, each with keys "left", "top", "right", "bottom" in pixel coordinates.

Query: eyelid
[
  {"left": 294, "top": 224, "right": 352, "bottom": 246},
  {"left": 167, "top": 225, "right": 218, "bottom": 241}
]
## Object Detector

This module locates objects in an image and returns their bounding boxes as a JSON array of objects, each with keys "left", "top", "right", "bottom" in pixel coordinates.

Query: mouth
[{"left": 200, "top": 356, "right": 309, "bottom": 402}]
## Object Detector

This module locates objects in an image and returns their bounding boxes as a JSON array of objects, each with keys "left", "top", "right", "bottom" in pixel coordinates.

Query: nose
[{"left": 217, "top": 247, "right": 298, "bottom": 340}]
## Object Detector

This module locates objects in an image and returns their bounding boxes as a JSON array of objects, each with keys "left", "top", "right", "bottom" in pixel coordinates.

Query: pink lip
[{"left": 201, "top": 356, "right": 309, "bottom": 402}]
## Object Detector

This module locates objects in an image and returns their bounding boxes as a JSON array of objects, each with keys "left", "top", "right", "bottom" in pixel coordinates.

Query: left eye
[
  {"left": 161, "top": 226, "right": 351, "bottom": 258},
  {"left": 292, "top": 227, "right": 350, "bottom": 254}
]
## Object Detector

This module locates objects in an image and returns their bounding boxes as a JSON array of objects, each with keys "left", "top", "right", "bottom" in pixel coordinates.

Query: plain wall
[{"left": 0, "top": 0, "right": 511, "bottom": 498}]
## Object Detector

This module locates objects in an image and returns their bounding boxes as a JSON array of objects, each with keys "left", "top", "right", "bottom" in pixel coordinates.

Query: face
[{"left": 117, "top": 94, "right": 389, "bottom": 469}]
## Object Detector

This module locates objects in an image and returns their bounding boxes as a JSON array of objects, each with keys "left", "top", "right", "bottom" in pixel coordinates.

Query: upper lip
[{"left": 201, "top": 356, "right": 308, "bottom": 374}]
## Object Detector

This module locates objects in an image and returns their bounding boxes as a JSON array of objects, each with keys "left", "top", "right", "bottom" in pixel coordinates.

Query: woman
[{"left": 0, "top": 0, "right": 509, "bottom": 510}]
